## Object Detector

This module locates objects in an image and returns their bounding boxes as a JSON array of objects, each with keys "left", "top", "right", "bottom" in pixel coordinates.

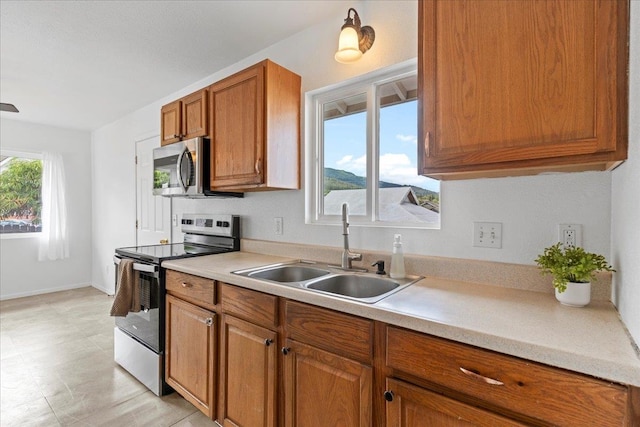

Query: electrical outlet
[
  {"left": 473, "top": 222, "right": 502, "bottom": 248},
  {"left": 274, "top": 217, "right": 283, "bottom": 235},
  {"left": 558, "top": 224, "right": 582, "bottom": 247}
]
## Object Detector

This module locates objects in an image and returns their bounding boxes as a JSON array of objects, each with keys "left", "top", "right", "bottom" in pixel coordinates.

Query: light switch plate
[{"left": 473, "top": 222, "right": 502, "bottom": 248}]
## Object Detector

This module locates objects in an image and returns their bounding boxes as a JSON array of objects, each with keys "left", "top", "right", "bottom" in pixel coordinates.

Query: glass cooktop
[{"left": 115, "top": 243, "right": 230, "bottom": 264}]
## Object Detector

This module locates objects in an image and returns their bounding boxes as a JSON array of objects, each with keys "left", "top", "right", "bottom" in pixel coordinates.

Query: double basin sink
[{"left": 233, "top": 261, "right": 421, "bottom": 304}]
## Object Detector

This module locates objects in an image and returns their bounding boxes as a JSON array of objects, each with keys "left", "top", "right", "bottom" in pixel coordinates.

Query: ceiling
[{"left": 0, "top": 1, "right": 349, "bottom": 131}]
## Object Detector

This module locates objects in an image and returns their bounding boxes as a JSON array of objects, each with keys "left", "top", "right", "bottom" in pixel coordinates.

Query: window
[
  {"left": 0, "top": 151, "right": 42, "bottom": 234},
  {"left": 307, "top": 61, "right": 440, "bottom": 228}
]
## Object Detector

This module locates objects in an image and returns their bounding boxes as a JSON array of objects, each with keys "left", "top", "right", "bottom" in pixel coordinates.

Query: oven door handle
[
  {"left": 114, "top": 255, "right": 159, "bottom": 276},
  {"left": 133, "top": 263, "right": 158, "bottom": 274}
]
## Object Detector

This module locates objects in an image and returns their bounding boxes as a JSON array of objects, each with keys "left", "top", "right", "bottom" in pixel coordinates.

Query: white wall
[
  {"left": 611, "top": 3, "right": 640, "bottom": 346},
  {"left": 0, "top": 119, "right": 92, "bottom": 299},
  {"left": 93, "top": 1, "right": 613, "bottom": 297}
]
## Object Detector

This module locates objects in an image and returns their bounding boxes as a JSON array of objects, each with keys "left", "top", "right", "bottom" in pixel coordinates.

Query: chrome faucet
[{"left": 341, "top": 203, "right": 362, "bottom": 269}]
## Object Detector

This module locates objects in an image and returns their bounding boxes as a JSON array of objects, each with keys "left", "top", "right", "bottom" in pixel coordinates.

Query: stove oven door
[{"left": 113, "top": 256, "right": 162, "bottom": 353}]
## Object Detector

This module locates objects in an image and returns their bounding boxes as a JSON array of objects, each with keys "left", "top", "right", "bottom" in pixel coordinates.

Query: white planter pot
[{"left": 555, "top": 282, "right": 591, "bottom": 307}]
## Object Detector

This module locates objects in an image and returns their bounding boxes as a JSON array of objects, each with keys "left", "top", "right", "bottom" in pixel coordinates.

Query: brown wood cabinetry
[
  {"left": 418, "top": 0, "right": 629, "bottom": 179},
  {"left": 219, "top": 315, "right": 277, "bottom": 427},
  {"left": 283, "top": 301, "right": 374, "bottom": 426},
  {"left": 165, "top": 294, "right": 216, "bottom": 418},
  {"left": 385, "top": 326, "right": 631, "bottom": 426},
  {"left": 166, "top": 269, "right": 215, "bottom": 310},
  {"left": 160, "top": 88, "right": 208, "bottom": 146},
  {"left": 208, "top": 60, "right": 301, "bottom": 191},
  {"left": 163, "top": 269, "right": 638, "bottom": 426},
  {"left": 283, "top": 338, "right": 372, "bottom": 427},
  {"left": 385, "top": 378, "right": 526, "bottom": 427},
  {"left": 218, "top": 283, "right": 279, "bottom": 427}
]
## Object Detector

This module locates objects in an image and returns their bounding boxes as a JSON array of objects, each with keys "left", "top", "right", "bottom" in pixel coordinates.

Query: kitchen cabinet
[
  {"left": 218, "top": 284, "right": 278, "bottom": 427},
  {"left": 160, "top": 88, "right": 208, "bottom": 146},
  {"left": 208, "top": 59, "right": 301, "bottom": 191},
  {"left": 418, "top": 0, "right": 629, "bottom": 179},
  {"left": 384, "top": 378, "right": 525, "bottom": 427},
  {"left": 283, "top": 301, "right": 373, "bottom": 427},
  {"left": 165, "top": 294, "right": 216, "bottom": 418},
  {"left": 385, "top": 326, "right": 630, "bottom": 426}
]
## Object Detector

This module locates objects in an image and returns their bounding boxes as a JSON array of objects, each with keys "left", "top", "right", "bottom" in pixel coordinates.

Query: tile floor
[{"left": 0, "top": 287, "right": 219, "bottom": 426}]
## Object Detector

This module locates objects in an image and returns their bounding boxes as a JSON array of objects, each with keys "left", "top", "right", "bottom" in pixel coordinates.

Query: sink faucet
[{"left": 341, "top": 203, "right": 362, "bottom": 269}]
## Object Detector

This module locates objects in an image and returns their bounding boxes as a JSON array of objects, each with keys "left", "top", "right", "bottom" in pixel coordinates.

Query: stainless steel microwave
[
  {"left": 153, "top": 137, "right": 243, "bottom": 198},
  {"left": 153, "top": 137, "right": 206, "bottom": 197}
]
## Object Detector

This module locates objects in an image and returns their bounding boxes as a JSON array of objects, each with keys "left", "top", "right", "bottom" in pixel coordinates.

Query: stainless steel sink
[
  {"left": 306, "top": 275, "right": 399, "bottom": 299},
  {"left": 247, "top": 265, "right": 331, "bottom": 283},
  {"left": 233, "top": 261, "right": 421, "bottom": 303}
]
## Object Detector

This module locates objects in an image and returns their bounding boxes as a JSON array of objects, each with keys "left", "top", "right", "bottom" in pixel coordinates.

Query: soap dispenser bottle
[{"left": 390, "top": 234, "right": 406, "bottom": 279}]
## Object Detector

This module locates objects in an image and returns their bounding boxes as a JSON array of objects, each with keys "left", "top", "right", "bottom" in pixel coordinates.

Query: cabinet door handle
[
  {"left": 265, "top": 339, "right": 273, "bottom": 346},
  {"left": 383, "top": 390, "right": 394, "bottom": 402},
  {"left": 204, "top": 317, "right": 213, "bottom": 327},
  {"left": 181, "top": 282, "right": 192, "bottom": 288},
  {"left": 281, "top": 347, "right": 291, "bottom": 355},
  {"left": 424, "top": 131, "right": 431, "bottom": 158},
  {"left": 255, "top": 159, "right": 261, "bottom": 175},
  {"left": 459, "top": 367, "right": 504, "bottom": 386}
]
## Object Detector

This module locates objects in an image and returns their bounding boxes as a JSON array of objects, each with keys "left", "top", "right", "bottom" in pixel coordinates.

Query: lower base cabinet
[
  {"left": 218, "top": 314, "right": 277, "bottom": 427},
  {"left": 165, "top": 294, "right": 217, "bottom": 418},
  {"left": 283, "top": 339, "right": 372, "bottom": 427},
  {"left": 384, "top": 378, "right": 526, "bottom": 427},
  {"left": 163, "top": 270, "right": 639, "bottom": 426}
]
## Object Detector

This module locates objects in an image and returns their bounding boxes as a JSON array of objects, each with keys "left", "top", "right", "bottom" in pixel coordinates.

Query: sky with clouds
[{"left": 324, "top": 100, "right": 440, "bottom": 192}]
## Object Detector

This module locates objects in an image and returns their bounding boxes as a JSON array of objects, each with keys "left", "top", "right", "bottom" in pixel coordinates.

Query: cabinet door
[
  {"left": 161, "top": 100, "right": 182, "bottom": 146},
  {"left": 182, "top": 89, "right": 208, "bottom": 140},
  {"left": 219, "top": 315, "right": 277, "bottom": 427},
  {"left": 418, "top": 0, "right": 628, "bottom": 178},
  {"left": 385, "top": 378, "right": 526, "bottom": 427},
  {"left": 283, "top": 339, "right": 372, "bottom": 427},
  {"left": 209, "top": 63, "right": 264, "bottom": 189},
  {"left": 165, "top": 294, "right": 216, "bottom": 418}
]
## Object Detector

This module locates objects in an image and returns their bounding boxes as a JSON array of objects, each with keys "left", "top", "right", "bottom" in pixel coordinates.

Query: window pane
[
  {"left": 322, "top": 92, "right": 367, "bottom": 216},
  {"left": 378, "top": 77, "right": 440, "bottom": 223},
  {"left": 0, "top": 156, "right": 42, "bottom": 233}
]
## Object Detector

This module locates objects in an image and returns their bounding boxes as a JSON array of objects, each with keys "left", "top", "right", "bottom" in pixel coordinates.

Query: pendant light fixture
[{"left": 334, "top": 8, "right": 375, "bottom": 64}]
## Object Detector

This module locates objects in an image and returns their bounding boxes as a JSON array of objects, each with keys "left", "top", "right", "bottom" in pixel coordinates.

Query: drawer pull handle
[
  {"left": 181, "top": 282, "right": 192, "bottom": 288},
  {"left": 459, "top": 367, "right": 504, "bottom": 386}
]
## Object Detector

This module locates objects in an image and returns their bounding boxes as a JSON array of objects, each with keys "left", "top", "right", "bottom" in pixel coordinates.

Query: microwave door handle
[{"left": 176, "top": 150, "right": 186, "bottom": 191}]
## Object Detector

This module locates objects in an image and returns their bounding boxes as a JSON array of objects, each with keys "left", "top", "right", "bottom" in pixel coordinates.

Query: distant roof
[{"left": 324, "top": 188, "right": 439, "bottom": 223}]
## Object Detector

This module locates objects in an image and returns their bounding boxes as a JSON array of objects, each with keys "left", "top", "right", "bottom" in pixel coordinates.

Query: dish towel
[{"left": 110, "top": 259, "right": 140, "bottom": 317}]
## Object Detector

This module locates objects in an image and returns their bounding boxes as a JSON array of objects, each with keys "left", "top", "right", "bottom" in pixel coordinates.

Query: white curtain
[{"left": 38, "top": 152, "right": 69, "bottom": 261}]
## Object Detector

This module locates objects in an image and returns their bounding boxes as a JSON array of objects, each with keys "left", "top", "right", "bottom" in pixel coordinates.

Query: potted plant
[{"left": 535, "top": 243, "right": 615, "bottom": 307}]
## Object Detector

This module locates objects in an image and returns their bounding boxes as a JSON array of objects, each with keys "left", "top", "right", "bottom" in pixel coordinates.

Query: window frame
[
  {"left": 0, "top": 149, "right": 43, "bottom": 239},
  {"left": 305, "top": 59, "right": 440, "bottom": 229}
]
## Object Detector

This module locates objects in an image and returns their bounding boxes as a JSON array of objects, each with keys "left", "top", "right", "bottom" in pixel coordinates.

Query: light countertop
[{"left": 162, "top": 251, "right": 640, "bottom": 387}]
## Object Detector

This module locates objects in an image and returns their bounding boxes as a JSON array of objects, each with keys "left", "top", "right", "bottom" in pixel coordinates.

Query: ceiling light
[
  {"left": 334, "top": 8, "right": 375, "bottom": 64},
  {"left": 0, "top": 103, "right": 19, "bottom": 113}
]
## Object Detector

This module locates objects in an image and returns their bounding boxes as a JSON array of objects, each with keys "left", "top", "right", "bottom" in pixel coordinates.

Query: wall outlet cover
[
  {"left": 473, "top": 222, "right": 502, "bottom": 249},
  {"left": 558, "top": 224, "right": 582, "bottom": 247}
]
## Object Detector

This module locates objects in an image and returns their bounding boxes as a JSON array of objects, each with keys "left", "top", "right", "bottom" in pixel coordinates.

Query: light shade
[
  {"left": 335, "top": 26, "right": 362, "bottom": 63},
  {"left": 334, "top": 8, "right": 375, "bottom": 64}
]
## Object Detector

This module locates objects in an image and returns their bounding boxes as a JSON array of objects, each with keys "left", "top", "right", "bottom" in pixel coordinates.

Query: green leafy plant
[{"left": 535, "top": 243, "right": 615, "bottom": 293}]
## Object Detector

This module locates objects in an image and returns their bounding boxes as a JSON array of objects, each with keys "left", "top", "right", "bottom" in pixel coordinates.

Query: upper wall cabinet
[
  {"left": 160, "top": 89, "right": 208, "bottom": 146},
  {"left": 208, "top": 60, "right": 301, "bottom": 191},
  {"left": 418, "top": 0, "right": 629, "bottom": 180}
]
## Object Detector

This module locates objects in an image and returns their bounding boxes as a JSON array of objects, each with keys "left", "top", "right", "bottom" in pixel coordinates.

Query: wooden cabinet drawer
[
  {"left": 386, "top": 326, "right": 628, "bottom": 426},
  {"left": 220, "top": 283, "right": 278, "bottom": 329},
  {"left": 285, "top": 301, "right": 373, "bottom": 364},
  {"left": 166, "top": 270, "right": 215, "bottom": 308}
]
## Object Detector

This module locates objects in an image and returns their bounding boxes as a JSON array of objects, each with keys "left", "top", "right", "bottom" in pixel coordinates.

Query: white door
[{"left": 136, "top": 136, "right": 171, "bottom": 246}]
